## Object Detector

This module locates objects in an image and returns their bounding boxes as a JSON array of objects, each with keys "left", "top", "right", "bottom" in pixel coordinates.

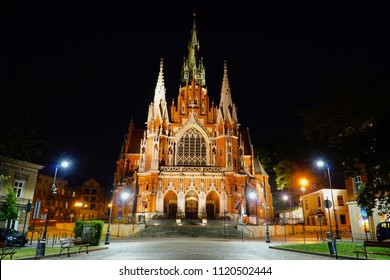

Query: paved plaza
[{"left": 41, "top": 238, "right": 336, "bottom": 260}]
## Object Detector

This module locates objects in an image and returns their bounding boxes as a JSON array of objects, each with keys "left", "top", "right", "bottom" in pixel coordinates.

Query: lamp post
[
  {"left": 316, "top": 160, "right": 340, "bottom": 239},
  {"left": 74, "top": 202, "right": 83, "bottom": 220},
  {"left": 288, "top": 186, "right": 294, "bottom": 235},
  {"left": 249, "top": 190, "right": 259, "bottom": 225},
  {"left": 42, "top": 160, "right": 69, "bottom": 241},
  {"left": 247, "top": 173, "right": 271, "bottom": 243},
  {"left": 105, "top": 188, "right": 114, "bottom": 245},
  {"left": 299, "top": 178, "right": 308, "bottom": 243},
  {"left": 117, "top": 191, "right": 130, "bottom": 237}
]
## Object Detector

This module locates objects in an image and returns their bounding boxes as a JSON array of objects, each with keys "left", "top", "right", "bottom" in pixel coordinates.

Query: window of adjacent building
[
  {"left": 305, "top": 200, "right": 308, "bottom": 210},
  {"left": 337, "top": 195, "right": 344, "bottom": 206},
  {"left": 177, "top": 128, "right": 207, "bottom": 165},
  {"left": 317, "top": 196, "right": 321, "bottom": 207},
  {"left": 340, "top": 214, "right": 346, "bottom": 224},
  {"left": 91, "top": 204, "right": 96, "bottom": 210},
  {"left": 65, "top": 202, "right": 68, "bottom": 209},
  {"left": 92, "top": 189, "right": 97, "bottom": 194},
  {"left": 13, "top": 179, "right": 25, "bottom": 198},
  {"left": 352, "top": 175, "right": 362, "bottom": 193}
]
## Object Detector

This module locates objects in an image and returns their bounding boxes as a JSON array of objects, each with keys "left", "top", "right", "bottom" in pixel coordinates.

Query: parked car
[
  {"left": 0, "top": 228, "right": 28, "bottom": 247},
  {"left": 376, "top": 221, "right": 390, "bottom": 242}
]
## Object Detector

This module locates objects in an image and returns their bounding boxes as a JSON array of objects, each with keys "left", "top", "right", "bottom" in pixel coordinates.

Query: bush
[{"left": 74, "top": 220, "right": 104, "bottom": 246}]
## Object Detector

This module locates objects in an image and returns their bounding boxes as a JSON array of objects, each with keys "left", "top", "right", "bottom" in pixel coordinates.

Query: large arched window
[{"left": 177, "top": 128, "right": 207, "bottom": 165}]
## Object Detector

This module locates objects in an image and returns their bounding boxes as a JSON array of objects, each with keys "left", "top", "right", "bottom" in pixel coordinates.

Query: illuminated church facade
[{"left": 113, "top": 14, "right": 273, "bottom": 224}]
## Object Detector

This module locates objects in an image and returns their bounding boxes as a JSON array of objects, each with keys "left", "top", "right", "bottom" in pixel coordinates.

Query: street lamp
[
  {"left": 74, "top": 202, "right": 83, "bottom": 220},
  {"left": 247, "top": 173, "right": 271, "bottom": 243},
  {"left": 288, "top": 185, "right": 294, "bottom": 235},
  {"left": 298, "top": 178, "right": 308, "bottom": 226},
  {"left": 249, "top": 190, "right": 259, "bottom": 225},
  {"left": 316, "top": 160, "right": 340, "bottom": 239},
  {"left": 117, "top": 191, "right": 130, "bottom": 237},
  {"left": 104, "top": 187, "right": 114, "bottom": 245},
  {"left": 299, "top": 178, "right": 308, "bottom": 243},
  {"left": 42, "top": 160, "right": 69, "bottom": 241}
]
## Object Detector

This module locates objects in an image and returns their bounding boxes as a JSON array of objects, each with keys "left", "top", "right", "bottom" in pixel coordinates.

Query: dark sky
[{"left": 2, "top": 2, "right": 390, "bottom": 186}]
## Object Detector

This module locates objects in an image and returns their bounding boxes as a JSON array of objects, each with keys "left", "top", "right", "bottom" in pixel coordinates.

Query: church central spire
[{"left": 180, "top": 12, "right": 206, "bottom": 87}]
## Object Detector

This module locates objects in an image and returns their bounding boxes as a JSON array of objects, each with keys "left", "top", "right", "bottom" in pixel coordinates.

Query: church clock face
[{"left": 184, "top": 72, "right": 189, "bottom": 79}]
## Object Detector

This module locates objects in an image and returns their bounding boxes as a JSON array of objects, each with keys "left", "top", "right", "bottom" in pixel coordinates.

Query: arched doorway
[
  {"left": 185, "top": 190, "right": 198, "bottom": 219},
  {"left": 164, "top": 190, "right": 178, "bottom": 219},
  {"left": 206, "top": 190, "right": 220, "bottom": 219}
]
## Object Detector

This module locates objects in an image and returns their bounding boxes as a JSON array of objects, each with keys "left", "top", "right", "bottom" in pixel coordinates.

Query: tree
[
  {"left": 273, "top": 160, "right": 298, "bottom": 191},
  {"left": 0, "top": 183, "right": 19, "bottom": 222},
  {"left": 302, "top": 71, "right": 390, "bottom": 215}
]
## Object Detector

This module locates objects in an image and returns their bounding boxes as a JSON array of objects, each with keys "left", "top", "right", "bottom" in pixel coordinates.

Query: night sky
[{"left": 2, "top": 2, "right": 390, "bottom": 186}]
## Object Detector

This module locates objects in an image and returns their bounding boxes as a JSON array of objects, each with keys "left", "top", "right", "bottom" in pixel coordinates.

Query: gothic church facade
[{"left": 113, "top": 14, "right": 273, "bottom": 224}]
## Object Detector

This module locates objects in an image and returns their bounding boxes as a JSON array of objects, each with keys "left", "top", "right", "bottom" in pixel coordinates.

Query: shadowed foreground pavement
[{"left": 41, "top": 238, "right": 336, "bottom": 260}]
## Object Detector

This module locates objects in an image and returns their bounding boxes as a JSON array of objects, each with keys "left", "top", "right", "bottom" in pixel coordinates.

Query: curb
[
  {"left": 18, "top": 246, "right": 109, "bottom": 260},
  {"left": 269, "top": 246, "right": 357, "bottom": 260}
]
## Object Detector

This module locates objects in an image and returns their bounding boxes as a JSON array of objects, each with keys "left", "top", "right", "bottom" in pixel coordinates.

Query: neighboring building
[
  {"left": 75, "top": 178, "right": 110, "bottom": 221},
  {"left": 345, "top": 173, "right": 388, "bottom": 240},
  {"left": 113, "top": 14, "right": 273, "bottom": 224},
  {"left": 31, "top": 175, "right": 109, "bottom": 224},
  {"left": 300, "top": 188, "right": 350, "bottom": 234},
  {"left": 0, "top": 155, "right": 44, "bottom": 231},
  {"left": 32, "top": 173, "right": 77, "bottom": 223}
]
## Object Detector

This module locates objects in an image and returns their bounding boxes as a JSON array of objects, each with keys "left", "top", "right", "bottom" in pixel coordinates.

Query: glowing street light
[
  {"left": 316, "top": 160, "right": 340, "bottom": 239},
  {"left": 117, "top": 191, "right": 131, "bottom": 237},
  {"left": 316, "top": 160, "right": 339, "bottom": 259},
  {"left": 74, "top": 202, "right": 83, "bottom": 220},
  {"left": 247, "top": 172, "right": 271, "bottom": 243},
  {"left": 249, "top": 190, "right": 259, "bottom": 225},
  {"left": 298, "top": 177, "right": 308, "bottom": 243},
  {"left": 42, "top": 160, "right": 70, "bottom": 242},
  {"left": 39, "top": 160, "right": 70, "bottom": 257}
]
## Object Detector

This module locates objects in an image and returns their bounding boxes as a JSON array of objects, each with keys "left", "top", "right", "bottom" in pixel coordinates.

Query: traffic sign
[
  {"left": 315, "top": 209, "right": 325, "bottom": 218},
  {"left": 324, "top": 199, "right": 332, "bottom": 209}
]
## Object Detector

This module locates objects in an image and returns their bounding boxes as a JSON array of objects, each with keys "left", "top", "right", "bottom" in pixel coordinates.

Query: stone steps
[{"left": 134, "top": 219, "right": 250, "bottom": 239}]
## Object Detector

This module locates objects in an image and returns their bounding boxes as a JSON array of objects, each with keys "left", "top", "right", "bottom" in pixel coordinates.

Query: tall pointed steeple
[
  {"left": 219, "top": 60, "right": 238, "bottom": 124},
  {"left": 147, "top": 58, "right": 170, "bottom": 132},
  {"left": 153, "top": 58, "right": 167, "bottom": 113},
  {"left": 180, "top": 11, "right": 206, "bottom": 87}
]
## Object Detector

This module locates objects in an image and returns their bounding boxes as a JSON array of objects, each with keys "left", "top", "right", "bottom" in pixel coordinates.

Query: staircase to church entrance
[{"left": 134, "top": 218, "right": 249, "bottom": 239}]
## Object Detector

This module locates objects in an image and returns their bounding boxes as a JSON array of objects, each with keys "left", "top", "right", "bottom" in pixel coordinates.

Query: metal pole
[
  {"left": 289, "top": 186, "right": 294, "bottom": 235},
  {"left": 327, "top": 164, "right": 340, "bottom": 239},
  {"left": 263, "top": 176, "right": 271, "bottom": 243},
  {"left": 42, "top": 165, "right": 58, "bottom": 241},
  {"left": 326, "top": 196, "right": 333, "bottom": 238},
  {"left": 301, "top": 200, "right": 306, "bottom": 243},
  {"left": 246, "top": 171, "right": 271, "bottom": 243},
  {"left": 105, "top": 188, "right": 114, "bottom": 245}
]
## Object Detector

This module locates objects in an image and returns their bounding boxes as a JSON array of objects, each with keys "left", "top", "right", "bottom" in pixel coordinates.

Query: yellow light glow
[{"left": 299, "top": 178, "right": 308, "bottom": 187}]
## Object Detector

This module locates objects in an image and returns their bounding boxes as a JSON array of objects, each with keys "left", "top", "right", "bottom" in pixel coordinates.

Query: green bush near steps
[{"left": 73, "top": 220, "right": 104, "bottom": 246}]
